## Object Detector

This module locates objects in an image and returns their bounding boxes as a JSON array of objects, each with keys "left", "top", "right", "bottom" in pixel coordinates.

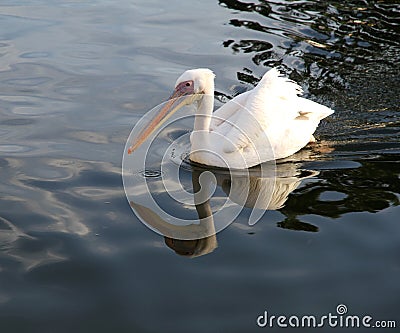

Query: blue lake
[{"left": 0, "top": 1, "right": 399, "bottom": 332}]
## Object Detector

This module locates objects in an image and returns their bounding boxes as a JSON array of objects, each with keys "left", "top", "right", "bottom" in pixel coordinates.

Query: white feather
[{"left": 184, "top": 67, "right": 333, "bottom": 168}]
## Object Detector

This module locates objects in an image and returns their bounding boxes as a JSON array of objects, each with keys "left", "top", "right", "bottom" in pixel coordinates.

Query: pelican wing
[
  {"left": 296, "top": 97, "right": 334, "bottom": 121},
  {"left": 211, "top": 69, "right": 334, "bottom": 155},
  {"left": 211, "top": 91, "right": 263, "bottom": 153},
  {"left": 212, "top": 69, "right": 299, "bottom": 153},
  {"left": 210, "top": 90, "right": 252, "bottom": 130}
]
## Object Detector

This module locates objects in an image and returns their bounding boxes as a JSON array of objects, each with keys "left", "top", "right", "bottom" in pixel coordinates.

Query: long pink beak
[{"left": 127, "top": 83, "right": 194, "bottom": 154}]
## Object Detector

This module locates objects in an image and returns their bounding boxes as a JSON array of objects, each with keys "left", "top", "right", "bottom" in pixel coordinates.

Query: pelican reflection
[{"left": 130, "top": 161, "right": 318, "bottom": 257}]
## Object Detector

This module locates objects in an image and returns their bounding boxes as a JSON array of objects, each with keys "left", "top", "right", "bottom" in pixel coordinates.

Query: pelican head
[
  {"left": 174, "top": 68, "right": 215, "bottom": 95},
  {"left": 128, "top": 68, "right": 215, "bottom": 154}
]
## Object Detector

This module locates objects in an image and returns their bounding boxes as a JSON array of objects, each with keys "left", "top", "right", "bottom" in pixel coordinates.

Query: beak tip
[{"left": 126, "top": 91, "right": 187, "bottom": 156}]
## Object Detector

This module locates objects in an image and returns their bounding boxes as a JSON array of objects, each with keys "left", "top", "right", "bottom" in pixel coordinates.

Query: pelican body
[{"left": 128, "top": 68, "right": 334, "bottom": 169}]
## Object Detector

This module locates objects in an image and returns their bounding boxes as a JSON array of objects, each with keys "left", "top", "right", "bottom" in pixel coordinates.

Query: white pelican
[{"left": 128, "top": 68, "right": 334, "bottom": 169}]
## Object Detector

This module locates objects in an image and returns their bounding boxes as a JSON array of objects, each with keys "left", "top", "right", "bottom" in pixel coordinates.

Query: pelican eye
[{"left": 185, "top": 82, "right": 191, "bottom": 87}]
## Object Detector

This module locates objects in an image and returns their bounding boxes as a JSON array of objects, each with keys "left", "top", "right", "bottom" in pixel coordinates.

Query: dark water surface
[{"left": 1, "top": 1, "right": 399, "bottom": 332}]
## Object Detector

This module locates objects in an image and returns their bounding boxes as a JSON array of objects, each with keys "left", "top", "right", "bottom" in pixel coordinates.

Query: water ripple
[{"left": 219, "top": 0, "right": 400, "bottom": 94}]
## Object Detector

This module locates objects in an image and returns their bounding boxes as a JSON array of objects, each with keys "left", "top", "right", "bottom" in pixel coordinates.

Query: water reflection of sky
[{"left": 0, "top": 0, "right": 399, "bottom": 332}]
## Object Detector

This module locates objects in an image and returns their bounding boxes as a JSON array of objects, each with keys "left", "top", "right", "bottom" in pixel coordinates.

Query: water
[{"left": 1, "top": 1, "right": 399, "bottom": 332}]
